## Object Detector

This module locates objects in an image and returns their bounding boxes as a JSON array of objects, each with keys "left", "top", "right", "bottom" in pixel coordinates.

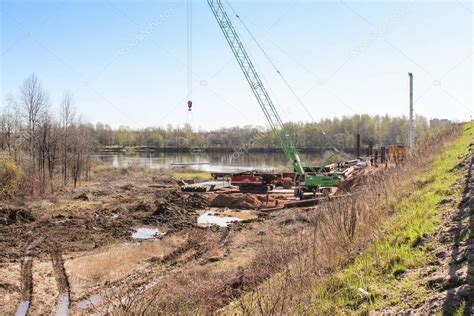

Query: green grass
[
  {"left": 312, "top": 121, "right": 473, "bottom": 313},
  {"left": 173, "top": 171, "right": 213, "bottom": 180}
]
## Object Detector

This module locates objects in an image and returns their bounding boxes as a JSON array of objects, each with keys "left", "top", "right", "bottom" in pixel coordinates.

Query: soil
[
  {"left": 145, "top": 191, "right": 210, "bottom": 230},
  {"left": 51, "top": 248, "right": 71, "bottom": 309},
  {"left": 0, "top": 159, "right": 405, "bottom": 314},
  {"left": 0, "top": 172, "right": 298, "bottom": 314},
  {"left": 0, "top": 207, "right": 35, "bottom": 225},
  {"left": 211, "top": 193, "right": 262, "bottom": 209},
  {"left": 412, "top": 150, "right": 473, "bottom": 314},
  {"left": 380, "top": 149, "right": 474, "bottom": 314},
  {"left": 0, "top": 188, "right": 213, "bottom": 263}
]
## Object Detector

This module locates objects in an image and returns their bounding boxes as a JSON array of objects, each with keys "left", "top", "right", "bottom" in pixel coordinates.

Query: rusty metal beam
[{"left": 356, "top": 134, "right": 360, "bottom": 158}]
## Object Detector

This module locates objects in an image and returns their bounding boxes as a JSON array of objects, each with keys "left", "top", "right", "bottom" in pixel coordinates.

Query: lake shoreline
[{"left": 93, "top": 150, "right": 352, "bottom": 173}]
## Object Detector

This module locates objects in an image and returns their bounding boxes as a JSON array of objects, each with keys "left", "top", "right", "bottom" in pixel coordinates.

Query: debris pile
[
  {"left": 143, "top": 191, "right": 210, "bottom": 228},
  {"left": 74, "top": 192, "right": 90, "bottom": 201},
  {"left": 0, "top": 207, "right": 35, "bottom": 225},
  {"left": 131, "top": 200, "right": 154, "bottom": 212},
  {"left": 338, "top": 164, "right": 380, "bottom": 191}
]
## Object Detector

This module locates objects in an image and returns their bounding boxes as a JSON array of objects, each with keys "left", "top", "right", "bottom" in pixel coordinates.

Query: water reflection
[{"left": 94, "top": 152, "right": 330, "bottom": 173}]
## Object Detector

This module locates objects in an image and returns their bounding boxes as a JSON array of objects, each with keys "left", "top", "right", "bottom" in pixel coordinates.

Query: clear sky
[{"left": 1, "top": 0, "right": 472, "bottom": 130}]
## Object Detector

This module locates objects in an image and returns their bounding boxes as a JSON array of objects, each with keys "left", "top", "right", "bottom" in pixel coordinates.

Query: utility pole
[{"left": 408, "top": 72, "right": 414, "bottom": 147}]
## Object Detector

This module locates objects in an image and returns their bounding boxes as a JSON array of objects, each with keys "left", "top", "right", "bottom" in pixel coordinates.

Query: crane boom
[{"left": 207, "top": 0, "right": 305, "bottom": 175}]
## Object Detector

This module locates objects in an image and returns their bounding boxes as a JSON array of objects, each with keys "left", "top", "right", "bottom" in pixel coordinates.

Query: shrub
[{"left": 0, "top": 153, "right": 24, "bottom": 199}]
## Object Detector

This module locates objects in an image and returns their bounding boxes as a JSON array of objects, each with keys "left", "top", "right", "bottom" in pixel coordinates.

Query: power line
[{"left": 224, "top": 0, "right": 318, "bottom": 124}]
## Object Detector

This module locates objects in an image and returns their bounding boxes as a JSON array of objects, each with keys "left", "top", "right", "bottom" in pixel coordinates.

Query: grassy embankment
[{"left": 311, "top": 121, "right": 473, "bottom": 313}]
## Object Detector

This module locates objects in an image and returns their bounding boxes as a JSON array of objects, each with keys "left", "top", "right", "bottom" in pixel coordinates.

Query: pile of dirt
[
  {"left": 211, "top": 194, "right": 262, "bottom": 209},
  {"left": 154, "top": 191, "right": 209, "bottom": 209},
  {"left": 130, "top": 200, "right": 154, "bottom": 212},
  {"left": 151, "top": 177, "right": 180, "bottom": 186},
  {"left": 255, "top": 194, "right": 288, "bottom": 205},
  {"left": 0, "top": 190, "right": 212, "bottom": 261},
  {"left": 1, "top": 209, "right": 135, "bottom": 262},
  {"left": 0, "top": 207, "right": 35, "bottom": 225},
  {"left": 143, "top": 190, "right": 210, "bottom": 228},
  {"left": 74, "top": 192, "right": 90, "bottom": 201}
]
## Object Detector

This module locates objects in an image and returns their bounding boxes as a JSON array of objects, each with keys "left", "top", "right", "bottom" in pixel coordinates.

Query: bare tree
[
  {"left": 1, "top": 74, "right": 96, "bottom": 196},
  {"left": 60, "top": 91, "right": 76, "bottom": 186},
  {"left": 18, "top": 74, "right": 49, "bottom": 191},
  {"left": 68, "top": 117, "right": 93, "bottom": 188},
  {"left": 38, "top": 113, "right": 60, "bottom": 192},
  {"left": 0, "top": 95, "right": 19, "bottom": 155}
]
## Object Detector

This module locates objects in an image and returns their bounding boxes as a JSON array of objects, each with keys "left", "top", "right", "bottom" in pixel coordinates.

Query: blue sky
[{"left": 1, "top": 0, "right": 472, "bottom": 130}]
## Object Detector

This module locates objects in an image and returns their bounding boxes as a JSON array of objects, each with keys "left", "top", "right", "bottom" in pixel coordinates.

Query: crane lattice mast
[{"left": 207, "top": 0, "right": 305, "bottom": 175}]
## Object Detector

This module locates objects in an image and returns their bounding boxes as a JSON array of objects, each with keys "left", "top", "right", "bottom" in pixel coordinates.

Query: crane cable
[
  {"left": 187, "top": 0, "right": 193, "bottom": 102},
  {"left": 187, "top": 0, "right": 194, "bottom": 127}
]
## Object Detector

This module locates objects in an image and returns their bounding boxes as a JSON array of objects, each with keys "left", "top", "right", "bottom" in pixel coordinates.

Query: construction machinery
[
  {"left": 230, "top": 170, "right": 278, "bottom": 193},
  {"left": 207, "top": 0, "right": 341, "bottom": 198}
]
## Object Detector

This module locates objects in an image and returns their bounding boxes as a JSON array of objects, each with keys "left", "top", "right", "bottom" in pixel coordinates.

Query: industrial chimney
[{"left": 408, "top": 73, "right": 414, "bottom": 147}]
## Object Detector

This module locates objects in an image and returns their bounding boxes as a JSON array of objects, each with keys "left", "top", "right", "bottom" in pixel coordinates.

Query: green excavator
[{"left": 207, "top": 0, "right": 341, "bottom": 198}]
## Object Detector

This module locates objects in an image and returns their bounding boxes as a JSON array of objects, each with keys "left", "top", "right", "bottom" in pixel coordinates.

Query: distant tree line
[
  {"left": 94, "top": 114, "right": 429, "bottom": 151},
  {"left": 0, "top": 73, "right": 431, "bottom": 198},
  {"left": 0, "top": 74, "right": 93, "bottom": 195}
]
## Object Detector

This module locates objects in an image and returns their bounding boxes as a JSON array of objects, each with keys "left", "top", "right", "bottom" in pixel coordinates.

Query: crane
[{"left": 207, "top": 0, "right": 341, "bottom": 198}]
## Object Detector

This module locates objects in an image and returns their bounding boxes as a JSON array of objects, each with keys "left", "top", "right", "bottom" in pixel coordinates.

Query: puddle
[
  {"left": 131, "top": 228, "right": 165, "bottom": 240},
  {"left": 15, "top": 301, "right": 30, "bottom": 316},
  {"left": 197, "top": 212, "right": 244, "bottom": 227},
  {"left": 76, "top": 288, "right": 130, "bottom": 313},
  {"left": 55, "top": 294, "right": 70, "bottom": 316},
  {"left": 76, "top": 294, "right": 102, "bottom": 309}
]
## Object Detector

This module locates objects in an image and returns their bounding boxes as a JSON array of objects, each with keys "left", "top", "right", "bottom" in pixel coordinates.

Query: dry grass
[
  {"left": 89, "top": 158, "right": 173, "bottom": 183},
  {"left": 87, "top": 124, "right": 465, "bottom": 315},
  {"left": 0, "top": 262, "right": 21, "bottom": 315},
  {"left": 109, "top": 235, "right": 298, "bottom": 315},
  {"left": 29, "top": 260, "right": 59, "bottom": 315},
  {"left": 65, "top": 235, "right": 185, "bottom": 299},
  {"left": 224, "top": 124, "right": 467, "bottom": 314}
]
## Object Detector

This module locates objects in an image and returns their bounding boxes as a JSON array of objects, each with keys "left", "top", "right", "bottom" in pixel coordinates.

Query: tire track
[
  {"left": 15, "top": 238, "right": 42, "bottom": 316},
  {"left": 75, "top": 231, "right": 213, "bottom": 313},
  {"left": 15, "top": 256, "right": 32, "bottom": 316},
  {"left": 51, "top": 248, "right": 71, "bottom": 316}
]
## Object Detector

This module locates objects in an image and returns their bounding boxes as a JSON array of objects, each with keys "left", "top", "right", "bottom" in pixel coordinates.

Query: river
[{"left": 94, "top": 151, "right": 343, "bottom": 173}]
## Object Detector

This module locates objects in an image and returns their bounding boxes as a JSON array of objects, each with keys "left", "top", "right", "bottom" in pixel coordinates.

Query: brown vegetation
[
  {"left": 0, "top": 84, "right": 467, "bottom": 316},
  {"left": 0, "top": 74, "right": 93, "bottom": 197},
  {"left": 106, "top": 124, "right": 464, "bottom": 314}
]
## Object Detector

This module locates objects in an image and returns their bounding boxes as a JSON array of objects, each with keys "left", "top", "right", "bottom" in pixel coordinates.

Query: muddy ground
[
  {"left": 0, "top": 169, "right": 313, "bottom": 314},
  {"left": 0, "top": 157, "right": 391, "bottom": 315}
]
